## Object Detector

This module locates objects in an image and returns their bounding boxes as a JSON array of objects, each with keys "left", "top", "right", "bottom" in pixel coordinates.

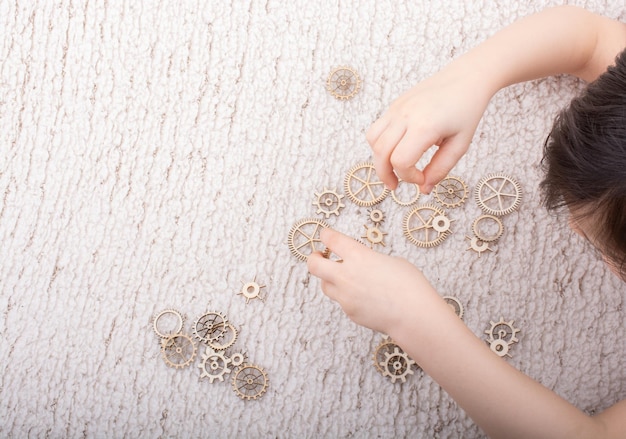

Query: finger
[
  {"left": 371, "top": 123, "right": 407, "bottom": 189},
  {"left": 389, "top": 129, "right": 439, "bottom": 185},
  {"left": 365, "top": 113, "right": 391, "bottom": 147},
  {"left": 319, "top": 280, "right": 339, "bottom": 302},
  {"left": 420, "top": 135, "right": 470, "bottom": 194},
  {"left": 319, "top": 228, "right": 367, "bottom": 261},
  {"left": 307, "top": 251, "right": 340, "bottom": 282}
]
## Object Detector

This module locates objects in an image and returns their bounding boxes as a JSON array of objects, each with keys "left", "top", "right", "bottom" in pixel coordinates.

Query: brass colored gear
[
  {"left": 152, "top": 309, "right": 184, "bottom": 339},
  {"left": 465, "top": 235, "right": 493, "bottom": 257},
  {"left": 288, "top": 218, "right": 330, "bottom": 261},
  {"left": 238, "top": 278, "right": 266, "bottom": 304},
  {"left": 344, "top": 162, "right": 390, "bottom": 207},
  {"left": 472, "top": 215, "right": 504, "bottom": 242},
  {"left": 485, "top": 317, "right": 520, "bottom": 345},
  {"left": 403, "top": 204, "right": 451, "bottom": 248},
  {"left": 442, "top": 296, "right": 464, "bottom": 319},
  {"left": 326, "top": 66, "right": 361, "bottom": 100},
  {"left": 198, "top": 347, "right": 232, "bottom": 383},
  {"left": 207, "top": 322, "right": 238, "bottom": 351},
  {"left": 192, "top": 312, "right": 227, "bottom": 344},
  {"left": 379, "top": 346, "right": 416, "bottom": 383},
  {"left": 161, "top": 333, "right": 198, "bottom": 369},
  {"left": 434, "top": 176, "right": 468, "bottom": 208},
  {"left": 232, "top": 364, "right": 270, "bottom": 400},
  {"left": 391, "top": 179, "right": 421, "bottom": 206},
  {"left": 313, "top": 187, "right": 345, "bottom": 218},
  {"left": 475, "top": 173, "right": 522, "bottom": 216},
  {"left": 362, "top": 224, "right": 387, "bottom": 248}
]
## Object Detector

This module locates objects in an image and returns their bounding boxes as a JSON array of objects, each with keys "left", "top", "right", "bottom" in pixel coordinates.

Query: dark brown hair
[{"left": 541, "top": 49, "right": 626, "bottom": 280}]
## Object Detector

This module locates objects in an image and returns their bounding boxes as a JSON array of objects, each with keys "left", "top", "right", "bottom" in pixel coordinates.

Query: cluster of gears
[
  {"left": 466, "top": 173, "right": 522, "bottom": 256},
  {"left": 152, "top": 309, "right": 269, "bottom": 401},
  {"left": 484, "top": 317, "right": 521, "bottom": 358}
]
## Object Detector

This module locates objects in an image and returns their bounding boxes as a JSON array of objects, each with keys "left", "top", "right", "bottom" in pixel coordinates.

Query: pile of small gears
[
  {"left": 484, "top": 317, "right": 521, "bottom": 358},
  {"left": 152, "top": 308, "right": 270, "bottom": 400}
]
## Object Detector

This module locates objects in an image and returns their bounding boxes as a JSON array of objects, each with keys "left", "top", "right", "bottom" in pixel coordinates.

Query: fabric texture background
[{"left": 1, "top": 1, "right": 624, "bottom": 437}]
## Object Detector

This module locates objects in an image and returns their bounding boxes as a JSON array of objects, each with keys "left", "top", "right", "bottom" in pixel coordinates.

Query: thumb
[{"left": 421, "top": 134, "right": 470, "bottom": 194}]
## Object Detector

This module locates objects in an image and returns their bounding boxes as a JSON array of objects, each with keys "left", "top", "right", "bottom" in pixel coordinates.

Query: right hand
[{"left": 366, "top": 65, "right": 492, "bottom": 193}]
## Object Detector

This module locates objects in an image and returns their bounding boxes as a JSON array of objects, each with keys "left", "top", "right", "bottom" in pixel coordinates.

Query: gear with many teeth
[
  {"left": 288, "top": 217, "right": 329, "bottom": 261},
  {"left": 403, "top": 204, "right": 452, "bottom": 247},
  {"left": 472, "top": 215, "right": 504, "bottom": 242},
  {"left": 326, "top": 66, "right": 361, "bottom": 100},
  {"left": 207, "top": 322, "right": 238, "bottom": 351},
  {"left": 161, "top": 333, "right": 198, "bottom": 369},
  {"left": 153, "top": 309, "right": 184, "bottom": 339},
  {"left": 379, "top": 346, "right": 417, "bottom": 383},
  {"left": 313, "top": 187, "right": 345, "bottom": 218},
  {"left": 391, "top": 179, "right": 421, "bottom": 206},
  {"left": 434, "top": 176, "right": 469, "bottom": 208},
  {"left": 443, "top": 296, "right": 464, "bottom": 319},
  {"left": 192, "top": 311, "right": 227, "bottom": 344},
  {"left": 232, "top": 364, "right": 270, "bottom": 400},
  {"left": 198, "top": 346, "right": 232, "bottom": 383},
  {"left": 475, "top": 173, "right": 522, "bottom": 216},
  {"left": 344, "top": 162, "right": 389, "bottom": 207}
]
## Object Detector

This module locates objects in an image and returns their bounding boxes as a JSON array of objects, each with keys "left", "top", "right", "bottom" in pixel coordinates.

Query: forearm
[
  {"left": 388, "top": 290, "right": 607, "bottom": 439},
  {"left": 446, "top": 6, "right": 626, "bottom": 95}
]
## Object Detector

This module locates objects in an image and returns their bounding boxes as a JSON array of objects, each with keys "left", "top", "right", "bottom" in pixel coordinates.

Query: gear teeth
[
  {"left": 198, "top": 346, "right": 232, "bottom": 383},
  {"left": 433, "top": 175, "right": 468, "bottom": 208},
  {"left": 152, "top": 309, "right": 184, "bottom": 339},
  {"left": 344, "top": 162, "right": 390, "bottom": 207},
  {"left": 161, "top": 333, "right": 198, "bottom": 369},
  {"left": 403, "top": 204, "right": 451, "bottom": 248},
  {"left": 326, "top": 66, "right": 361, "bottom": 100},
  {"left": 475, "top": 173, "right": 522, "bottom": 216},
  {"left": 313, "top": 187, "right": 345, "bottom": 218},
  {"left": 232, "top": 364, "right": 269, "bottom": 400},
  {"left": 379, "top": 347, "right": 416, "bottom": 383},
  {"left": 192, "top": 311, "right": 228, "bottom": 344},
  {"left": 288, "top": 217, "right": 330, "bottom": 261}
]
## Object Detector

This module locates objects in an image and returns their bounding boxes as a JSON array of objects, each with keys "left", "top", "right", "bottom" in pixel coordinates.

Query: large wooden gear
[
  {"left": 403, "top": 204, "right": 452, "bottom": 247},
  {"left": 288, "top": 218, "right": 330, "bottom": 261},
  {"left": 232, "top": 364, "right": 270, "bottom": 400},
  {"left": 344, "top": 162, "right": 389, "bottom": 207},
  {"left": 160, "top": 333, "right": 198, "bottom": 369},
  {"left": 475, "top": 173, "right": 522, "bottom": 216}
]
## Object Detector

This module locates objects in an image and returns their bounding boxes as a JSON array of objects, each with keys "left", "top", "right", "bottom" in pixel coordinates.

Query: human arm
[
  {"left": 368, "top": 6, "right": 626, "bottom": 193},
  {"left": 307, "top": 228, "right": 626, "bottom": 439}
]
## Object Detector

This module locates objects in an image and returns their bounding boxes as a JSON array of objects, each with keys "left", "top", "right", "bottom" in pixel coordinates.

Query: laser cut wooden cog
[
  {"left": 326, "top": 66, "right": 361, "bottom": 100},
  {"left": 161, "top": 333, "right": 198, "bottom": 369},
  {"left": 153, "top": 309, "right": 184, "bottom": 339},
  {"left": 391, "top": 179, "right": 421, "bottom": 206},
  {"left": 313, "top": 187, "right": 345, "bottom": 218},
  {"left": 232, "top": 364, "right": 269, "bottom": 400},
  {"left": 362, "top": 224, "right": 387, "bottom": 248},
  {"left": 472, "top": 214, "right": 504, "bottom": 243},
  {"left": 434, "top": 176, "right": 468, "bottom": 208},
  {"left": 192, "top": 311, "right": 228, "bottom": 344},
  {"left": 465, "top": 235, "right": 493, "bottom": 257},
  {"left": 484, "top": 317, "right": 521, "bottom": 358},
  {"left": 442, "top": 296, "right": 464, "bottom": 319},
  {"left": 288, "top": 218, "right": 330, "bottom": 261},
  {"left": 475, "top": 173, "right": 522, "bottom": 216},
  {"left": 379, "top": 346, "right": 416, "bottom": 383},
  {"left": 344, "top": 162, "right": 390, "bottom": 207},
  {"left": 403, "top": 204, "right": 452, "bottom": 247},
  {"left": 238, "top": 278, "right": 267, "bottom": 304},
  {"left": 198, "top": 346, "right": 232, "bottom": 383}
]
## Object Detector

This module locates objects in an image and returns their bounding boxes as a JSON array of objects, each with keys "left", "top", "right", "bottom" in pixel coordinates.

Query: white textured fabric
[{"left": 1, "top": 1, "right": 624, "bottom": 437}]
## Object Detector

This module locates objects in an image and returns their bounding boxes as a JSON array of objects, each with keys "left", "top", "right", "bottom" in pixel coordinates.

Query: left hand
[{"left": 307, "top": 227, "right": 437, "bottom": 334}]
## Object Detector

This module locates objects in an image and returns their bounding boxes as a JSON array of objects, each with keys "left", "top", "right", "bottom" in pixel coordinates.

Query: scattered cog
[
  {"left": 232, "top": 364, "right": 270, "bottom": 400},
  {"left": 313, "top": 187, "right": 345, "bottom": 218},
  {"left": 475, "top": 173, "right": 522, "bottom": 216},
  {"left": 161, "top": 333, "right": 198, "bottom": 369},
  {"left": 207, "top": 322, "right": 238, "bottom": 351},
  {"left": 288, "top": 217, "right": 330, "bottom": 261},
  {"left": 368, "top": 208, "right": 385, "bottom": 224},
  {"left": 442, "top": 296, "right": 464, "bottom": 319},
  {"left": 403, "top": 204, "right": 452, "bottom": 247},
  {"left": 326, "top": 66, "right": 361, "bottom": 100},
  {"left": 198, "top": 347, "right": 232, "bottom": 383},
  {"left": 485, "top": 317, "right": 521, "bottom": 358},
  {"left": 434, "top": 176, "right": 468, "bottom": 208},
  {"left": 391, "top": 179, "right": 421, "bottom": 206},
  {"left": 153, "top": 309, "right": 184, "bottom": 339},
  {"left": 472, "top": 215, "right": 504, "bottom": 242},
  {"left": 465, "top": 235, "right": 493, "bottom": 257},
  {"left": 373, "top": 336, "right": 400, "bottom": 375},
  {"left": 379, "top": 346, "right": 416, "bottom": 383},
  {"left": 193, "top": 311, "right": 227, "bottom": 344},
  {"left": 362, "top": 224, "right": 387, "bottom": 248},
  {"left": 238, "top": 278, "right": 266, "bottom": 304},
  {"left": 344, "top": 162, "right": 389, "bottom": 207}
]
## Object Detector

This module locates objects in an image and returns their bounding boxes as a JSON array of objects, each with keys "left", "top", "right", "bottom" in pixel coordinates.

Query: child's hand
[
  {"left": 366, "top": 65, "right": 492, "bottom": 193},
  {"left": 307, "top": 227, "right": 437, "bottom": 334}
]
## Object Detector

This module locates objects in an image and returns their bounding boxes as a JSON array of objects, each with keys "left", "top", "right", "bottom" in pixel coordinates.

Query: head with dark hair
[{"left": 541, "top": 49, "right": 626, "bottom": 281}]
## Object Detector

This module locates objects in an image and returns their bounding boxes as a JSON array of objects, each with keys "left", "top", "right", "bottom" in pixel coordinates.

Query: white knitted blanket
[{"left": 1, "top": 1, "right": 624, "bottom": 437}]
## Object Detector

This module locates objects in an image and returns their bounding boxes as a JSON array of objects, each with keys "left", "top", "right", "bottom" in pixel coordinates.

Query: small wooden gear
[
  {"left": 232, "top": 364, "right": 270, "bottom": 400},
  {"left": 391, "top": 179, "right": 421, "bottom": 206},
  {"left": 475, "top": 173, "right": 522, "bottom": 216},
  {"left": 465, "top": 235, "right": 493, "bottom": 257},
  {"left": 434, "top": 176, "right": 468, "bottom": 208},
  {"left": 344, "top": 162, "right": 389, "bottom": 207},
  {"left": 161, "top": 333, "right": 198, "bottom": 369},
  {"left": 313, "top": 187, "right": 345, "bottom": 218},
  {"left": 288, "top": 218, "right": 330, "bottom": 261},
  {"left": 362, "top": 224, "right": 387, "bottom": 248},
  {"left": 484, "top": 317, "right": 521, "bottom": 358},
  {"left": 326, "top": 66, "right": 361, "bottom": 100},
  {"left": 472, "top": 214, "right": 504, "bottom": 242},
  {"left": 442, "top": 296, "right": 464, "bottom": 319},
  {"left": 238, "top": 278, "right": 266, "bottom": 304},
  {"left": 153, "top": 309, "right": 184, "bottom": 339}
]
